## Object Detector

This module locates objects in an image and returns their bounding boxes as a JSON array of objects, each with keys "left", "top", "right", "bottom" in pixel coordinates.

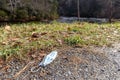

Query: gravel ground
[{"left": 0, "top": 43, "right": 120, "bottom": 80}]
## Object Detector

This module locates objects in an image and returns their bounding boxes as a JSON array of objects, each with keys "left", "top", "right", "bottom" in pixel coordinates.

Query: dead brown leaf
[
  {"left": 68, "top": 56, "right": 82, "bottom": 64},
  {"left": 0, "top": 65, "right": 10, "bottom": 72},
  {"left": 31, "top": 32, "right": 40, "bottom": 38},
  {"left": 0, "top": 64, "right": 2, "bottom": 68},
  {"left": 50, "top": 35, "right": 55, "bottom": 38},
  {"left": 57, "top": 39, "right": 63, "bottom": 45},
  {"left": 1, "top": 41, "right": 8, "bottom": 45},
  {"left": 40, "top": 32, "right": 47, "bottom": 35},
  {"left": 39, "top": 51, "right": 46, "bottom": 56},
  {"left": 62, "top": 55, "right": 68, "bottom": 59},
  {"left": 0, "top": 58, "right": 4, "bottom": 67},
  {"left": 37, "top": 51, "right": 46, "bottom": 60},
  {"left": 39, "top": 70, "right": 47, "bottom": 77},
  {"left": 67, "top": 27, "right": 71, "bottom": 31},
  {"left": 11, "top": 38, "right": 20, "bottom": 42},
  {"left": 5, "top": 25, "right": 11, "bottom": 31},
  {"left": 31, "top": 54, "right": 37, "bottom": 59}
]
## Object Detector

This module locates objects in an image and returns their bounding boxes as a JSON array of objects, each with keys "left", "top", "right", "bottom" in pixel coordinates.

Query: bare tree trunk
[
  {"left": 109, "top": 0, "right": 113, "bottom": 23},
  {"left": 9, "top": 0, "right": 14, "bottom": 12},
  {"left": 77, "top": 0, "right": 80, "bottom": 20},
  {"left": 14, "top": 0, "right": 17, "bottom": 10}
]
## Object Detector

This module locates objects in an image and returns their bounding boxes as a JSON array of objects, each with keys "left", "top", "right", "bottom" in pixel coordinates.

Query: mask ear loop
[{"left": 31, "top": 65, "right": 41, "bottom": 73}]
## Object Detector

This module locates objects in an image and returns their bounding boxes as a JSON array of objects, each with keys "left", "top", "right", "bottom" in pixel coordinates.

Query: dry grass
[{"left": 0, "top": 21, "right": 120, "bottom": 60}]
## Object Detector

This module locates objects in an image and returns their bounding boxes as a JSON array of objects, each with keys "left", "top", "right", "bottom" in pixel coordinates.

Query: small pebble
[
  {"left": 0, "top": 73, "right": 3, "bottom": 76},
  {"left": 118, "top": 69, "right": 120, "bottom": 71},
  {"left": 16, "top": 66, "right": 19, "bottom": 69},
  {"left": 68, "top": 71, "right": 71, "bottom": 75},
  {"left": 101, "top": 69, "right": 104, "bottom": 72},
  {"left": 0, "top": 65, "right": 2, "bottom": 68},
  {"left": 7, "top": 69, "right": 11, "bottom": 73},
  {"left": 118, "top": 50, "right": 120, "bottom": 52},
  {"left": 34, "top": 78, "right": 36, "bottom": 80}
]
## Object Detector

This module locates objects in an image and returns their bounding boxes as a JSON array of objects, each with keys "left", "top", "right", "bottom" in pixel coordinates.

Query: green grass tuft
[{"left": 64, "top": 36, "right": 84, "bottom": 46}]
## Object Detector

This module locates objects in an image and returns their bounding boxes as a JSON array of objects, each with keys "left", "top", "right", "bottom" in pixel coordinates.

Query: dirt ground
[{"left": 0, "top": 43, "right": 120, "bottom": 80}]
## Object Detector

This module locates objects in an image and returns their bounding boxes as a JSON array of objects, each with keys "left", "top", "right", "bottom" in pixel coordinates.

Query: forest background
[{"left": 0, "top": 0, "right": 120, "bottom": 22}]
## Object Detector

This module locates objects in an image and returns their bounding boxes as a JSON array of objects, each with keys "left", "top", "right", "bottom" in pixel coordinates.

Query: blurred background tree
[
  {"left": 0, "top": 0, "right": 120, "bottom": 22},
  {"left": 58, "top": 0, "right": 120, "bottom": 19},
  {"left": 0, "top": 0, "right": 58, "bottom": 21}
]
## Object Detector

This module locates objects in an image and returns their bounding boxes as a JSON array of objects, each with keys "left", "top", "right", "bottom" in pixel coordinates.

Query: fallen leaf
[
  {"left": 0, "top": 64, "right": 2, "bottom": 68},
  {"left": 1, "top": 65, "right": 10, "bottom": 71},
  {"left": 0, "top": 58, "right": 4, "bottom": 68},
  {"left": 31, "top": 32, "right": 40, "bottom": 38},
  {"left": 67, "top": 27, "right": 71, "bottom": 31},
  {"left": 40, "top": 32, "right": 47, "bottom": 35},
  {"left": 69, "top": 56, "right": 82, "bottom": 64},
  {"left": 62, "top": 55, "right": 68, "bottom": 59},
  {"left": 12, "top": 38, "right": 19, "bottom": 41},
  {"left": 1, "top": 42, "right": 7, "bottom": 45},
  {"left": 50, "top": 35, "right": 55, "bottom": 38},
  {"left": 39, "top": 70, "right": 47, "bottom": 77},
  {"left": 57, "top": 39, "right": 63, "bottom": 45},
  {"left": 31, "top": 54, "right": 37, "bottom": 59},
  {"left": 37, "top": 51, "right": 46, "bottom": 60},
  {"left": 5, "top": 25, "right": 11, "bottom": 31},
  {"left": 39, "top": 51, "right": 46, "bottom": 57},
  {"left": 62, "top": 55, "right": 69, "bottom": 62}
]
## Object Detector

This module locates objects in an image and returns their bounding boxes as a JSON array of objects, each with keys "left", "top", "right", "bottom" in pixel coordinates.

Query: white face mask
[{"left": 39, "top": 50, "right": 58, "bottom": 67}]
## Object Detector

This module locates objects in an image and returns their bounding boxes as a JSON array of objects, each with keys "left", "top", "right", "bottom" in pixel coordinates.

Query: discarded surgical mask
[
  {"left": 31, "top": 50, "right": 58, "bottom": 72},
  {"left": 39, "top": 50, "right": 58, "bottom": 67}
]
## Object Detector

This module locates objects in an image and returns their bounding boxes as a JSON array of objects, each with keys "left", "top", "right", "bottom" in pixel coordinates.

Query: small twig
[
  {"left": 22, "top": 72, "right": 30, "bottom": 80},
  {"left": 13, "top": 61, "right": 35, "bottom": 79},
  {"left": 0, "top": 65, "right": 10, "bottom": 72}
]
